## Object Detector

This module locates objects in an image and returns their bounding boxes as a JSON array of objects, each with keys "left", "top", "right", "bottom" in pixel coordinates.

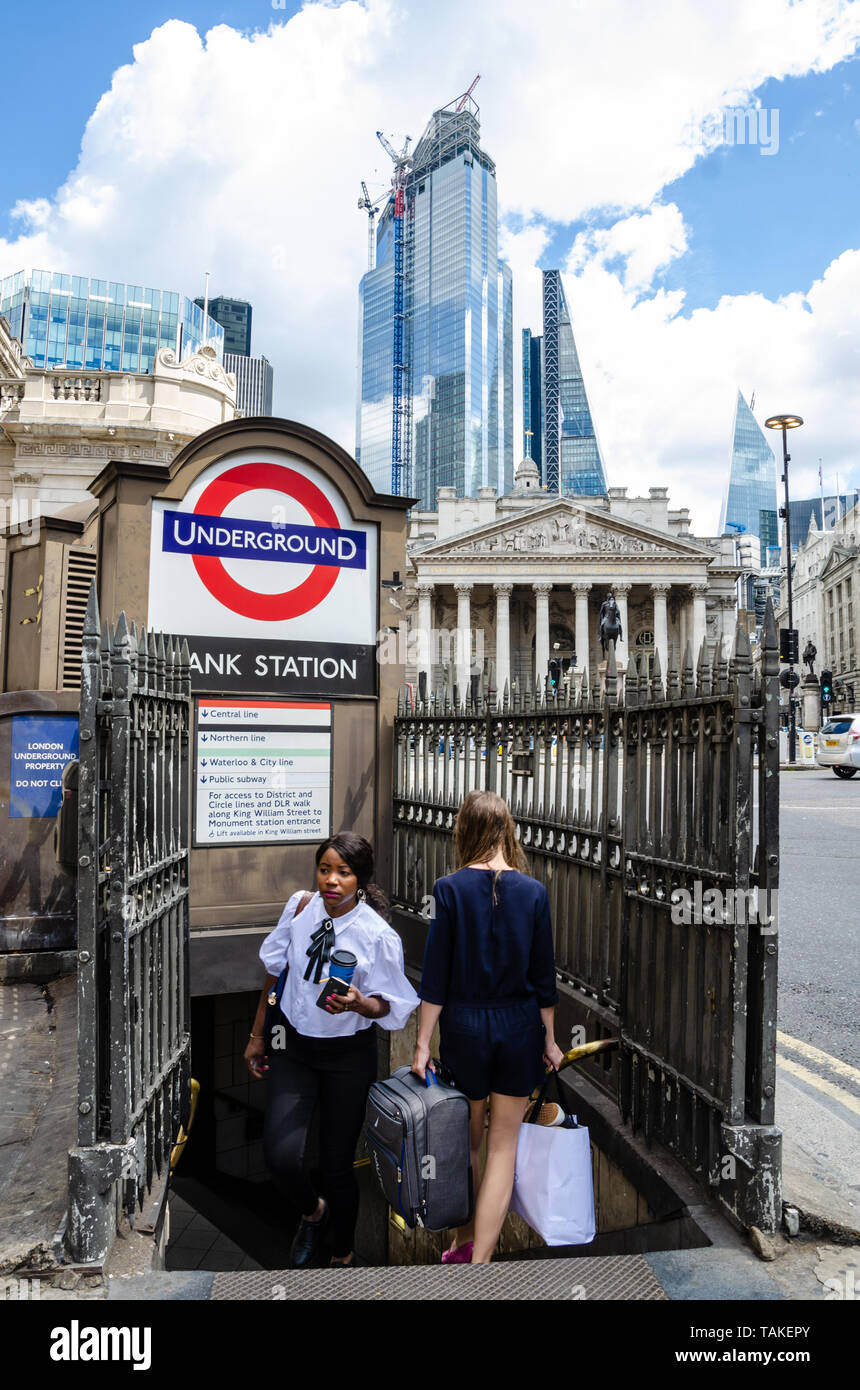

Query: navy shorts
[{"left": 439, "top": 999, "right": 545, "bottom": 1100}]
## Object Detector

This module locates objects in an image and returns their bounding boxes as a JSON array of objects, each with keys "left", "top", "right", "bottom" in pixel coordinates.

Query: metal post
[{"left": 781, "top": 425, "right": 797, "bottom": 764}]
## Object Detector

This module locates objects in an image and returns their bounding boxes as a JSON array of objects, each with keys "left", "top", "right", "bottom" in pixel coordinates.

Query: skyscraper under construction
[
  {"left": 523, "top": 270, "right": 607, "bottom": 496},
  {"left": 355, "top": 84, "right": 513, "bottom": 506}
]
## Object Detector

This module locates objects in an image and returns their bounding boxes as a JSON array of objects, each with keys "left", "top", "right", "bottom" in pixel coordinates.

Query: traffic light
[
  {"left": 547, "top": 658, "right": 560, "bottom": 692},
  {"left": 779, "top": 628, "right": 799, "bottom": 664},
  {"left": 820, "top": 669, "right": 833, "bottom": 705}
]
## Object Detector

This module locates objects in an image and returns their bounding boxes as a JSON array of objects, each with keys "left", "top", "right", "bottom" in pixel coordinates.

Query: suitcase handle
[{"left": 425, "top": 1069, "right": 439, "bottom": 1088}]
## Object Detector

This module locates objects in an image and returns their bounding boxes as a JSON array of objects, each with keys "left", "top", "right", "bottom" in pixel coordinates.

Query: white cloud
[
  {"left": 568, "top": 205, "right": 689, "bottom": 294},
  {"left": 557, "top": 244, "right": 860, "bottom": 529},
  {"left": 1, "top": 0, "right": 859, "bottom": 531}
]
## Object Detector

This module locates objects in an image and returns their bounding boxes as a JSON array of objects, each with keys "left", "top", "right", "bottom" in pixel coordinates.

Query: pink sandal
[{"left": 441, "top": 1241, "right": 473, "bottom": 1265}]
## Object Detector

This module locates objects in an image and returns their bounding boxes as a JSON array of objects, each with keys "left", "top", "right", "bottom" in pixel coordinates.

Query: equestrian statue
[{"left": 598, "top": 592, "right": 623, "bottom": 657}]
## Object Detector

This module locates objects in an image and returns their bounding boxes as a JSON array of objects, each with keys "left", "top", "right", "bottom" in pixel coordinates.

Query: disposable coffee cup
[{"left": 328, "top": 950, "right": 357, "bottom": 985}]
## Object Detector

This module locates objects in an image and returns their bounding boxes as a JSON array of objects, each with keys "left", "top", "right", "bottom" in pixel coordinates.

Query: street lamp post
[{"left": 765, "top": 412, "right": 804, "bottom": 763}]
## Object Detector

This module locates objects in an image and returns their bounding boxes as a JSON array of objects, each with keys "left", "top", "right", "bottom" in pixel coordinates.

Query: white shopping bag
[{"left": 509, "top": 1121, "right": 596, "bottom": 1246}]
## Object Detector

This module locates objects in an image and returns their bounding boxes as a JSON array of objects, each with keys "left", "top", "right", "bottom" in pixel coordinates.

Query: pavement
[
  {"left": 776, "top": 767, "right": 860, "bottom": 1241},
  {"left": 0, "top": 970, "right": 76, "bottom": 1274}
]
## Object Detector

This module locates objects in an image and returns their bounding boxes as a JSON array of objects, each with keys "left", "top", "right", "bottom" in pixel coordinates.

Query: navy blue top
[{"left": 418, "top": 868, "right": 558, "bottom": 1009}]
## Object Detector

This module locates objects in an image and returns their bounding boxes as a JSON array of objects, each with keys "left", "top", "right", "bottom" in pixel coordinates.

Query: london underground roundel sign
[
  {"left": 191, "top": 462, "right": 340, "bottom": 621},
  {"left": 147, "top": 446, "right": 378, "bottom": 697}
]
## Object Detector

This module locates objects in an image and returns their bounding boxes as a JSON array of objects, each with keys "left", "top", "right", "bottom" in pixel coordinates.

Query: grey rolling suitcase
[{"left": 364, "top": 1064, "right": 472, "bottom": 1231}]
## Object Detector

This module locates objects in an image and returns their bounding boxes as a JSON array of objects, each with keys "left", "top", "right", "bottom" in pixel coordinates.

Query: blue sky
[
  {"left": 3, "top": 2, "right": 304, "bottom": 225},
  {"left": 536, "top": 59, "right": 860, "bottom": 313},
  {"left": 2, "top": 0, "right": 859, "bottom": 529}
]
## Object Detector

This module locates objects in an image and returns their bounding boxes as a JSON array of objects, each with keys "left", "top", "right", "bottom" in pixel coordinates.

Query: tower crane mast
[
  {"left": 358, "top": 181, "right": 384, "bottom": 271},
  {"left": 375, "top": 130, "right": 412, "bottom": 496}
]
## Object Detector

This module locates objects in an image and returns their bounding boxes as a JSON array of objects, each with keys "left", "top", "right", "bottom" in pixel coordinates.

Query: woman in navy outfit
[{"left": 411, "top": 789, "right": 563, "bottom": 1264}]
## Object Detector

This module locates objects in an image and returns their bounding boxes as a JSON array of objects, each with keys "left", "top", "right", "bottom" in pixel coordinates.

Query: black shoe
[{"left": 288, "top": 1204, "right": 329, "bottom": 1269}]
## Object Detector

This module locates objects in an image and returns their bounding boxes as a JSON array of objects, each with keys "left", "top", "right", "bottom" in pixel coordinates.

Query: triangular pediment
[
  {"left": 819, "top": 542, "right": 858, "bottom": 580},
  {"left": 412, "top": 497, "right": 712, "bottom": 561}
]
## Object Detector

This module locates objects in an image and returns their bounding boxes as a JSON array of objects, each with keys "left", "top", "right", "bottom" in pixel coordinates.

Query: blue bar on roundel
[{"left": 161, "top": 509, "right": 366, "bottom": 569}]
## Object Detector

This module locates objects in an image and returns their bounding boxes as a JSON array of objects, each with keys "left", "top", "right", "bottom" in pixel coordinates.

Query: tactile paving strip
[{"left": 212, "top": 1255, "right": 668, "bottom": 1301}]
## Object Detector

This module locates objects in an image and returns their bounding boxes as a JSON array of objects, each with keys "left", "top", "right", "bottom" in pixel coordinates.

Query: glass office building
[
  {"left": 719, "top": 391, "right": 778, "bottom": 542},
  {"left": 0, "top": 268, "right": 224, "bottom": 373},
  {"left": 197, "top": 296, "right": 252, "bottom": 356},
  {"left": 356, "top": 93, "right": 513, "bottom": 505},
  {"left": 522, "top": 327, "right": 543, "bottom": 472}
]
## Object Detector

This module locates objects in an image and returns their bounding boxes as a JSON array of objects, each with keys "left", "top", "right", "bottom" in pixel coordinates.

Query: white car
[{"left": 816, "top": 714, "right": 860, "bottom": 778}]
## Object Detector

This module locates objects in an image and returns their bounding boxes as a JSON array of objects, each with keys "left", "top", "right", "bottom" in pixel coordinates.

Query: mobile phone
[{"left": 316, "top": 976, "right": 349, "bottom": 1011}]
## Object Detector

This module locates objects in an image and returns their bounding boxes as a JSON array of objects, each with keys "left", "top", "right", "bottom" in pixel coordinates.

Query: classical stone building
[
  {"left": 0, "top": 313, "right": 237, "bottom": 680},
  {"left": 777, "top": 502, "right": 859, "bottom": 713},
  {"left": 0, "top": 314, "right": 236, "bottom": 612},
  {"left": 403, "top": 457, "right": 740, "bottom": 700}
]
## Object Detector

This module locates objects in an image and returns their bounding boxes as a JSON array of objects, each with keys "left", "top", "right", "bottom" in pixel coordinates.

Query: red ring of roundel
[{"left": 191, "top": 462, "right": 341, "bottom": 621}]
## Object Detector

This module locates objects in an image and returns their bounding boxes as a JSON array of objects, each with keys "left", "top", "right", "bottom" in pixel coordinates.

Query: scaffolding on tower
[{"left": 376, "top": 131, "right": 413, "bottom": 497}]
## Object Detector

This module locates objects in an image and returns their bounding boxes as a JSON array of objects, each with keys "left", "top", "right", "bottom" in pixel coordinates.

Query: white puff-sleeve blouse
[{"left": 259, "top": 890, "right": 419, "bottom": 1039}]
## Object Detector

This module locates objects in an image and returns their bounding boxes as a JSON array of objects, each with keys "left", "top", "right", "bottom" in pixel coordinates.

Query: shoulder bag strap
[{"left": 271, "top": 891, "right": 314, "bottom": 1005}]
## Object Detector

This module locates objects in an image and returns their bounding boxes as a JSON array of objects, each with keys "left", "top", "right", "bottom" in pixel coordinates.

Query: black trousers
[{"left": 263, "top": 1021, "right": 377, "bottom": 1257}]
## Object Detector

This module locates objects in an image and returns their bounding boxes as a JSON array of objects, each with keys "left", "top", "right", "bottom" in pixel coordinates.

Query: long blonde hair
[{"left": 454, "top": 790, "right": 528, "bottom": 874}]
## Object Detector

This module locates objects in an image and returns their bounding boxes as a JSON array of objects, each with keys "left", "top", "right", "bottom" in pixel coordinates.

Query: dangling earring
[{"left": 356, "top": 887, "right": 366, "bottom": 902}]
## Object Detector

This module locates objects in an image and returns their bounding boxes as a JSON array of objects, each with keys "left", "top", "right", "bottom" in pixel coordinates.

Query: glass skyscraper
[
  {"left": 0, "top": 268, "right": 224, "bottom": 373},
  {"left": 719, "top": 391, "right": 778, "bottom": 544},
  {"left": 541, "top": 270, "right": 606, "bottom": 496},
  {"left": 196, "top": 295, "right": 252, "bottom": 356},
  {"left": 522, "top": 327, "right": 543, "bottom": 472},
  {"left": 355, "top": 91, "right": 513, "bottom": 506}
]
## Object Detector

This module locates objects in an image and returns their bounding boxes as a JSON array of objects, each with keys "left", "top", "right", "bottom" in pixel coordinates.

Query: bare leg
[
  {"left": 470, "top": 1092, "right": 528, "bottom": 1264},
  {"left": 449, "top": 1098, "right": 488, "bottom": 1251}
]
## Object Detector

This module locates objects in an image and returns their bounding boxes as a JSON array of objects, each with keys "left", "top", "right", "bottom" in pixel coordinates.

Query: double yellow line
[{"left": 776, "top": 1031, "right": 860, "bottom": 1117}]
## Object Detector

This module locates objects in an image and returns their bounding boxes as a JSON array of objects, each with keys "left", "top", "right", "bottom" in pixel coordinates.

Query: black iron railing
[
  {"left": 68, "top": 586, "right": 191, "bottom": 1263},
  {"left": 392, "top": 605, "right": 781, "bottom": 1232}
]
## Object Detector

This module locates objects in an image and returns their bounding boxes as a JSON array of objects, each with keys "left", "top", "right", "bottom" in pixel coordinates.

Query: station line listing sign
[
  {"left": 193, "top": 699, "right": 331, "bottom": 847},
  {"left": 148, "top": 450, "right": 378, "bottom": 698}
]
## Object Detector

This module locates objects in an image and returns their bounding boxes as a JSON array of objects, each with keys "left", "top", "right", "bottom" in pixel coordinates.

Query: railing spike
[
  {"left": 605, "top": 640, "right": 618, "bottom": 703},
  {"left": 651, "top": 646, "right": 665, "bottom": 702},
  {"left": 83, "top": 578, "right": 100, "bottom": 638},
  {"left": 682, "top": 640, "right": 695, "bottom": 697}
]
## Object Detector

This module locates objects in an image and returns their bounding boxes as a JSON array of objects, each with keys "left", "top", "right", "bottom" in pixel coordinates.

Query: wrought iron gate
[
  {"left": 68, "top": 587, "right": 192, "bottom": 1263},
  {"left": 391, "top": 608, "right": 781, "bottom": 1232}
]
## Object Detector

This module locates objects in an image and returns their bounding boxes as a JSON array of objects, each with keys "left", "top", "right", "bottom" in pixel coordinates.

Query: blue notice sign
[{"left": 10, "top": 716, "right": 79, "bottom": 818}]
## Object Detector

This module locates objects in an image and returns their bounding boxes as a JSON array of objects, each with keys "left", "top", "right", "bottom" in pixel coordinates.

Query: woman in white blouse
[{"left": 246, "top": 833, "right": 418, "bottom": 1268}]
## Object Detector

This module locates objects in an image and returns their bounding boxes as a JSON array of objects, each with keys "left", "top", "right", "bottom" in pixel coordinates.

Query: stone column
[
  {"left": 572, "top": 583, "right": 591, "bottom": 680},
  {"left": 650, "top": 582, "right": 670, "bottom": 677},
  {"left": 678, "top": 589, "right": 688, "bottom": 662},
  {"left": 801, "top": 674, "right": 821, "bottom": 734},
  {"left": 454, "top": 582, "right": 473, "bottom": 707},
  {"left": 691, "top": 582, "right": 709, "bottom": 665},
  {"left": 720, "top": 596, "right": 736, "bottom": 659},
  {"left": 613, "top": 582, "right": 631, "bottom": 670},
  {"left": 532, "top": 583, "right": 552, "bottom": 691},
  {"left": 415, "top": 581, "right": 434, "bottom": 700},
  {"left": 493, "top": 582, "right": 513, "bottom": 704}
]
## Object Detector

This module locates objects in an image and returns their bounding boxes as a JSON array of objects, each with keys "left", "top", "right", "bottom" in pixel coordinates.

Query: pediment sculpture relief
[{"left": 450, "top": 518, "right": 667, "bottom": 556}]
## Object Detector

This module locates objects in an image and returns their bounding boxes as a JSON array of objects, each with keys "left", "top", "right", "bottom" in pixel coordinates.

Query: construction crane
[
  {"left": 455, "top": 73, "right": 481, "bottom": 111},
  {"left": 375, "top": 130, "right": 412, "bottom": 496},
  {"left": 357, "top": 181, "right": 385, "bottom": 271}
]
